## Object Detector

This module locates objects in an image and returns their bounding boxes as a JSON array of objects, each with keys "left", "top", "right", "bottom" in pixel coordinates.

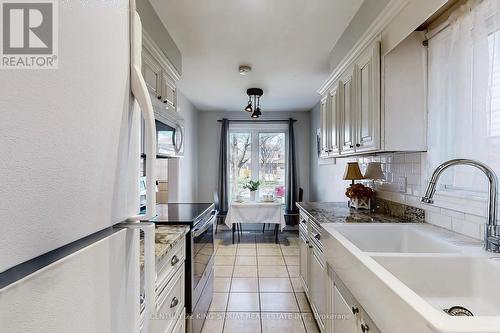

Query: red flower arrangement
[{"left": 345, "top": 183, "right": 374, "bottom": 200}]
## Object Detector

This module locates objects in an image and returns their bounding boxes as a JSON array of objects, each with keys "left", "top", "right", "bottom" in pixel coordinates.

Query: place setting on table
[{"left": 224, "top": 181, "right": 286, "bottom": 243}]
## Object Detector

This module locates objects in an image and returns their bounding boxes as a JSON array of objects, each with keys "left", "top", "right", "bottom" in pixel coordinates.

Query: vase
[
  {"left": 250, "top": 191, "right": 256, "bottom": 202},
  {"left": 350, "top": 197, "right": 371, "bottom": 210}
]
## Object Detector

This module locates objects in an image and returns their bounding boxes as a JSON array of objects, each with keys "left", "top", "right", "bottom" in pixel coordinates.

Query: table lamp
[
  {"left": 343, "top": 162, "right": 364, "bottom": 185},
  {"left": 364, "top": 162, "right": 385, "bottom": 180}
]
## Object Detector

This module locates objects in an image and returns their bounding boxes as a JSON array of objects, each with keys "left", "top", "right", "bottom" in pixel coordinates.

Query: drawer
[
  {"left": 169, "top": 308, "right": 185, "bottom": 333},
  {"left": 157, "top": 238, "right": 185, "bottom": 294},
  {"left": 299, "top": 210, "right": 308, "bottom": 223},
  {"left": 310, "top": 222, "right": 323, "bottom": 250},
  {"left": 151, "top": 264, "right": 185, "bottom": 333}
]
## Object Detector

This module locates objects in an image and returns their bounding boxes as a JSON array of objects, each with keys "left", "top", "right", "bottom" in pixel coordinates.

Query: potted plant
[
  {"left": 243, "top": 180, "right": 261, "bottom": 201},
  {"left": 345, "top": 183, "right": 374, "bottom": 210}
]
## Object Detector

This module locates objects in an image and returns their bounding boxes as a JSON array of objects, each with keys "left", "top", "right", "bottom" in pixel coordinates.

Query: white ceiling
[{"left": 149, "top": 0, "right": 363, "bottom": 112}]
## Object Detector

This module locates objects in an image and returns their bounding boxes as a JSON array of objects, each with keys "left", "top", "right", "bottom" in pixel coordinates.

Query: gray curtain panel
[
  {"left": 285, "top": 118, "right": 298, "bottom": 215},
  {"left": 217, "top": 118, "right": 229, "bottom": 215}
]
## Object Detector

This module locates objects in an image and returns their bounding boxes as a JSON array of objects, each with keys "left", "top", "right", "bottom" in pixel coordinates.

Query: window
[
  {"left": 427, "top": 0, "right": 500, "bottom": 194},
  {"left": 229, "top": 124, "right": 287, "bottom": 202},
  {"left": 488, "top": 30, "right": 500, "bottom": 137}
]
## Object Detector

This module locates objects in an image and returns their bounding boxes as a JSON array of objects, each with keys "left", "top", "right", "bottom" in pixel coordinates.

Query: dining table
[{"left": 224, "top": 201, "right": 286, "bottom": 243}]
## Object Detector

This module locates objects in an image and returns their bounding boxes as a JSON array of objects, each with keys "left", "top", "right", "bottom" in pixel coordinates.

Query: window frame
[{"left": 228, "top": 123, "right": 288, "bottom": 201}]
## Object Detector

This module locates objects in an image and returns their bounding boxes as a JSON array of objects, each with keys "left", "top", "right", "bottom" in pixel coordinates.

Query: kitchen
[{"left": 2, "top": 0, "right": 500, "bottom": 333}]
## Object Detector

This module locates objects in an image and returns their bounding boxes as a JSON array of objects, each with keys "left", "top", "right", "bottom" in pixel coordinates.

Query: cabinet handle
[
  {"left": 157, "top": 95, "right": 162, "bottom": 100},
  {"left": 170, "top": 255, "right": 180, "bottom": 266},
  {"left": 349, "top": 145, "right": 354, "bottom": 148},
  {"left": 170, "top": 297, "right": 179, "bottom": 308},
  {"left": 163, "top": 100, "right": 168, "bottom": 104},
  {"left": 361, "top": 323, "right": 369, "bottom": 332},
  {"left": 308, "top": 245, "right": 313, "bottom": 249},
  {"left": 314, "top": 233, "right": 321, "bottom": 240},
  {"left": 351, "top": 307, "right": 359, "bottom": 315},
  {"left": 356, "top": 143, "right": 361, "bottom": 147}
]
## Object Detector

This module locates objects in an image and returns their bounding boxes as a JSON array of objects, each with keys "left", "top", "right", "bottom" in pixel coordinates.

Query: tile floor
[{"left": 202, "top": 229, "right": 319, "bottom": 333}]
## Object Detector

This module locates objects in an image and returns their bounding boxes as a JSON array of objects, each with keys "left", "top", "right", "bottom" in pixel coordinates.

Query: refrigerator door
[
  {"left": 0, "top": 228, "right": 140, "bottom": 333},
  {"left": 0, "top": 0, "right": 148, "bottom": 271}
]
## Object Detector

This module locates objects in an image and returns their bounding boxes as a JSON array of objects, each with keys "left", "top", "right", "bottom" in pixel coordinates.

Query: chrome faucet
[{"left": 421, "top": 159, "right": 500, "bottom": 252}]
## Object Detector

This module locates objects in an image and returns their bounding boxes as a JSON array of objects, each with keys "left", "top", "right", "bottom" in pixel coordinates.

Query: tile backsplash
[{"left": 356, "top": 152, "right": 489, "bottom": 240}]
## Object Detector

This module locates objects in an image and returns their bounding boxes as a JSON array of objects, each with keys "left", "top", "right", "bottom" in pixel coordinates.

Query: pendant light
[
  {"left": 244, "top": 88, "right": 263, "bottom": 118},
  {"left": 251, "top": 96, "right": 262, "bottom": 118},
  {"left": 244, "top": 95, "right": 253, "bottom": 113}
]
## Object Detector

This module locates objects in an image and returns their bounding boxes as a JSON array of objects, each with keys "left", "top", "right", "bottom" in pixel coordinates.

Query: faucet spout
[{"left": 420, "top": 159, "right": 499, "bottom": 252}]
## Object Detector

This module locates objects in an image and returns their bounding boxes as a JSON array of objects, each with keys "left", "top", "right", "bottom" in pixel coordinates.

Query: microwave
[
  {"left": 155, "top": 120, "right": 184, "bottom": 158},
  {"left": 141, "top": 118, "right": 184, "bottom": 160}
]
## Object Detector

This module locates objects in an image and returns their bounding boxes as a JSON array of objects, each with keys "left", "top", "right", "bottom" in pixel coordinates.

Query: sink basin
[
  {"left": 330, "top": 223, "right": 460, "bottom": 253},
  {"left": 373, "top": 255, "right": 500, "bottom": 316},
  {"left": 322, "top": 223, "right": 500, "bottom": 332}
]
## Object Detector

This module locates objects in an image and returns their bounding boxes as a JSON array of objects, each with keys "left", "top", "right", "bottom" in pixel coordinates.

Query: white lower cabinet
[
  {"left": 326, "top": 265, "right": 381, "bottom": 333},
  {"left": 147, "top": 235, "right": 187, "bottom": 333},
  {"left": 299, "top": 229, "right": 310, "bottom": 296},
  {"left": 170, "top": 308, "right": 186, "bottom": 333},
  {"left": 310, "top": 248, "right": 327, "bottom": 332},
  {"left": 333, "top": 286, "right": 357, "bottom": 333},
  {"left": 299, "top": 213, "right": 310, "bottom": 296}
]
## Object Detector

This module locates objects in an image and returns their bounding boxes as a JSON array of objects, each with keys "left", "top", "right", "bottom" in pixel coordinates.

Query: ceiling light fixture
[
  {"left": 244, "top": 88, "right": 263, "bottom": 118},
  {"left": 239, "top": 65, "right": 252, "bottom": 76}
]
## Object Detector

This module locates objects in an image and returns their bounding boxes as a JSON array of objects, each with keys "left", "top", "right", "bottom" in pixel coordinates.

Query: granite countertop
[
  {"left": 297, "top": 200, "right": 424, "bottom": 224},
  {"left": 139, "top": 225, "right": 190, "bottom": 269}
]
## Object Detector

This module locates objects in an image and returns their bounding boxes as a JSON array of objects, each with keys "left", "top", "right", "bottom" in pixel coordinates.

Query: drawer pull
[
  {"left": 351, "top": 307, "right": 359, "bottom": 314},
  {"left": 170, "top": 297, "right": 179, "bottom": 308},
  {"left": 314, "top": 233, "right": 321, "bottom": 240},
  {"left": 361, "top": 323, "right": 369, "bottom": 332},
  {"left": 171, "top": 255, "right": 180, "bottom": 266}
]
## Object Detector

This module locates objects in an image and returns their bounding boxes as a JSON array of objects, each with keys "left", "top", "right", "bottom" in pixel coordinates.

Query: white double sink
[{"left": 322, "top": 223, "right": 500, "bottom": 333}]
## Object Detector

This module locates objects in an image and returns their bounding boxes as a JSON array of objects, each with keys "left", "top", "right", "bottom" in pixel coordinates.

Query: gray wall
[
  {"left": 309, "top": 102, "right": 355, "bottom": 201},
  {"left": 197, "top": 111, "right": 311, "bottom": 203},
  {"left": 137, "top": 0, "right": 182, "bottom": 74},
  {"left": 328, "top": 0, "right": 390, "bottom": 71}
]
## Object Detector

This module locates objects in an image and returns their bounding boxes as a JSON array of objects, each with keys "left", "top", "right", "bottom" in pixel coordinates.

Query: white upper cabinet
[
  {"left": 320, "top": 97, "right": 329, "bottom": 158},
  {"left": 339, "top": 66, "right": 356, "bottom": 155},
  {"left": 142, "top": 31, "right": 181, "bottom": 115},
  {"left": 328, "top": 84, "right": 341, "bottom": 156},
  {"left": 142, "top": 50, "right": 162, "bottom": 99},
  {"left": 383, "top": 32, "right": 427, "bottom": 151},
  {"left": 161, "top": 72, "right": 177, "bottom": 112},
  {"left": 354, "top": 42, "right": 381, "bottom": 153},
  {"left": 318, "top": 33, "right": 426, "bottom": 158}
]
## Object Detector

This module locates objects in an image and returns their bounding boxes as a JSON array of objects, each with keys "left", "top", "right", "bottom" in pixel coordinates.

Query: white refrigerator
[{"left": 0, "top": 0, "right": 158, "bottom": 332}]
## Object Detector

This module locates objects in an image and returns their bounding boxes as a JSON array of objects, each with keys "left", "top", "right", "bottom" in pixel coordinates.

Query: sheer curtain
[{"left": 427, "top": 0, "right": 500, "bottom": 193}]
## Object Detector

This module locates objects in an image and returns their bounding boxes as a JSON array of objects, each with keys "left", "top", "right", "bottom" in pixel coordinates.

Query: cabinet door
[
  {"left": 320, "top": 98, "right": 329, "bottom": 158},
  {"left": 339, "top": 66, "right": 356, "bottom": 154},
  {"left": 328, "top": 84, "right": 340, "bottom": 156},
  {"left": 142, "top": 50, "right": 162, "bottom": 99},
  {"left": 299, "top": 230, "right": 309, "bottom": 295},
  {"left": 161, "top": 73, "right": 177, "bottom": 112},
  {"left": 333, "top": 286, "right": 357, "bottom": 333},
  {"left": 310, "top": 249, "right": 327, "bottom": 332},
  {"left": 355, "top": 42, "right": 380, "bottom": 153}
]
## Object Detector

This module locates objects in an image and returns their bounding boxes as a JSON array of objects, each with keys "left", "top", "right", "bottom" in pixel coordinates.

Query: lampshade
[
  {"left": 244, "top": 103, "right": 253, "bottom": 112},
  {"left": 364, "top": 162, "right": 385, "bottom": 180},
  {"left": 251, "top": 107, "right": 261, "bottom": 118},
  {"left": 343, "top": 162, "right": 364, "bottom": 180}
]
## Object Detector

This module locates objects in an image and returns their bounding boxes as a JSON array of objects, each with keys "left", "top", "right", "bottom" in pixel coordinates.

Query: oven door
[{"left": 192, "top": 214, "right": 215, "bottom": 301}]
